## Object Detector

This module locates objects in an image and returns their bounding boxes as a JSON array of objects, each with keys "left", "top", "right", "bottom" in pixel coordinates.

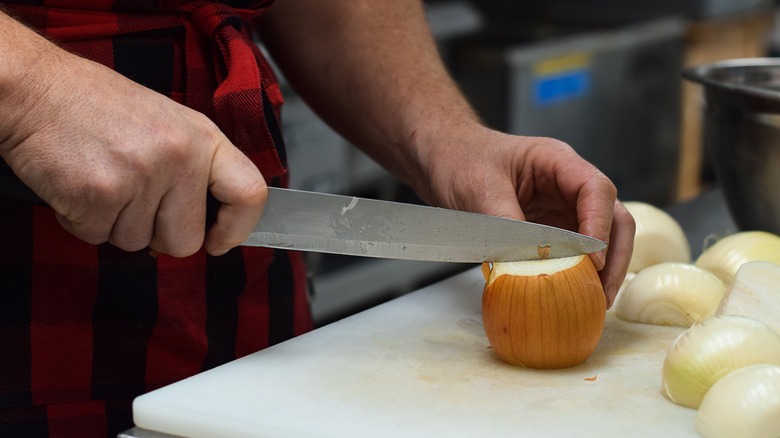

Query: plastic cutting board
[{"left": 132, "top": 268, "right": 698, "bottom": 437}]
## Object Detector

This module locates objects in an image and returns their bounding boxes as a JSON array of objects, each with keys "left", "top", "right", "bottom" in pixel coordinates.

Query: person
[{"left": 0, "top": 0, "right": 635, "bottom": 436}]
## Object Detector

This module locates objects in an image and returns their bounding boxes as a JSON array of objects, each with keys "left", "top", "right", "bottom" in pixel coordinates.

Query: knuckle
[
  {"left": 167, "top": 240, "right": 203, "bottom": 258},
  {"left": 241, "top": 178, "right": 268, "bottom": 205},
  {"left": 59, "top": 217, "right": 110, "bottom": 246},
  {"left": 153, "top": 231, "right": 204, "bottom": 258},
  {"left": 110, "top": 233, "right": 152, "bottom": 253}
]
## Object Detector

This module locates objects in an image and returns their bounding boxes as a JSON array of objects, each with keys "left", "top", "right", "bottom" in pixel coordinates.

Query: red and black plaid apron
[{"left": 0, "top": 1, "right": 314, "bottom": 436}]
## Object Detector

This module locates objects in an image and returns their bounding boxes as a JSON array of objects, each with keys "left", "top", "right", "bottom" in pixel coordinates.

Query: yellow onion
[
  {"left": 481, "top": 255, "right": 606, "bottom": 369},
  {"left": 695, "top": 231, "right": 780, "bottom": 285},
  {"left": 624, "top": 201, "right": 691, "bottom": 273}
]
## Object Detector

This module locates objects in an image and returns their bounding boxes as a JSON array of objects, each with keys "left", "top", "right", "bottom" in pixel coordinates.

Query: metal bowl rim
[{"left": 682, "top": 57, "right": 780, "bottom": 102}]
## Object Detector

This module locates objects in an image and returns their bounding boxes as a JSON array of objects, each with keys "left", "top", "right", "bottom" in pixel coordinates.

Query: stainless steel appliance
[{"left": 452, "top": 18, "right": 685, "bottom": 205}]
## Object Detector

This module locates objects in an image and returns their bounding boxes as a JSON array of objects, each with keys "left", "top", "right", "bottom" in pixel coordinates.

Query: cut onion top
[{"left": 717, "top": 260, "right": 780, "bottom": 335}]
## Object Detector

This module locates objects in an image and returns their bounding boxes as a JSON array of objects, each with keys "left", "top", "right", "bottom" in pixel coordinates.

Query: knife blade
[
  {"left": 244, "top": 188, "right": 606, "bottom": 263},
  {"left": 0, "top": 163, "right": 606, "bottom": 262}
]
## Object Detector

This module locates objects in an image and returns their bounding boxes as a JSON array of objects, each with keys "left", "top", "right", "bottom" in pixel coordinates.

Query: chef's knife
[
  {"left": 246, "top": 187, "right": 605, "bottom": 263},
  {"left": 0, "top": 163, "right": 605, "bottom": 262}
]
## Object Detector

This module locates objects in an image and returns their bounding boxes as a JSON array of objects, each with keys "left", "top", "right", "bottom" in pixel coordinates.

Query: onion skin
[{"left": 482, "top": 255, "right": 606, "bottom": 369}]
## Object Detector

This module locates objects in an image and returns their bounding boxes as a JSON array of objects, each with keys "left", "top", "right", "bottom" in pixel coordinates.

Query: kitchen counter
[{"left": 122, "top": 189, "right": 734, "bottom": 438}]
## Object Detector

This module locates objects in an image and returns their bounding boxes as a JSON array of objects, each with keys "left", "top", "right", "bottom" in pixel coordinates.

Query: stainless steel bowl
[{"left": 683, "top": 58, "right": 780, "bottom": 235}]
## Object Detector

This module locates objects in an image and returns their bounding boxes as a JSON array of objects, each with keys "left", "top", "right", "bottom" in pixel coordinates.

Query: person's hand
[
  {"left": 0, "top": 29, "right": 266, "bottom": 257},
  {"left": 417, "top": 123, "right": 635, "bottom": 308}
]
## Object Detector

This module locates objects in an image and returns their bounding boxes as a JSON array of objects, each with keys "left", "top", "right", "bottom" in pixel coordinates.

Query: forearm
[
  {"left": 257, "top": 0, "right": 480, "bottom": 195},
  {"left": 0, "top": 10, "right": 62, "bottom": 153}
]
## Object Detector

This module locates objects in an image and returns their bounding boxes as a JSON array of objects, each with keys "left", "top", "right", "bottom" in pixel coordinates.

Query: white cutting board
[{"left": 133, "top": 268, "right": 699, "bottom": 438}]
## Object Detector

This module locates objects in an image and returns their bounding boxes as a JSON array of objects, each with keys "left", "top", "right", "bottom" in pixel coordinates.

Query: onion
[
  {"left": 481, "top": 255, "right": 606, "bottom": 369},
  {"left": 615, "top": 262, "right": 726, "bottom": 327},
  {"left": 661, "top": 315, "right": 780, "bottom": 409},
  {"left": 717, "top": 261, "right": 780, "bottom": 334},
  {"left": 696, "top": 364, "right": 780, "bottom": 438},
  {"left": 695, "top": 231, "right": 780, "bottom": 284},
  {"left": 623, "top": 201, "right": 691, "bottom": 273}
]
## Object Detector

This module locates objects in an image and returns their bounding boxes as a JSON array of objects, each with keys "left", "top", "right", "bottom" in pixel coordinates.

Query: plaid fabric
[{"left": 0, "top": 1, "right": 314, "bottom": 436}]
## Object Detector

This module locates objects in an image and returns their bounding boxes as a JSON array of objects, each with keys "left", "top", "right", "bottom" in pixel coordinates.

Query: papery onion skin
[
  {"left": 615, "top": 263, "right": 726, "bottom": 327},
  {"left": 661, "top": 315, "right": 780, "bottom": 409},
  {"left": 482, "top": 255, "right": 606, "bottom": 369},
  {"left": 696, "top": 364, "right": 780, "bottom": 438},
  {"left": 624, "top": 201, "right": 691, "bottom": 273},
  {"left": 695, "top": 231, "right": 780, "bottom": 285}
]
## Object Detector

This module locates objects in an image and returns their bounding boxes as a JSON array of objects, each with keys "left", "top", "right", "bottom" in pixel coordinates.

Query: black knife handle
[
  {"left": 2, "top": 160, "right": 220, "bottom": 229},
  {"left": 0, "top": 161, "right": 45, "bottom": 205}
]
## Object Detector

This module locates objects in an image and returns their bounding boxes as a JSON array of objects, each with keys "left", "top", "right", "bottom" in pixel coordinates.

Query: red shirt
[{"left": 0, "top": 1, "right": 313, "bottom": 436}]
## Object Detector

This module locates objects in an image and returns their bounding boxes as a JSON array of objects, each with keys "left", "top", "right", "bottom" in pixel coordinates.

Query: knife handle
[
  {"left": 0, "top": 161, "right": 45, "bottom": 205},
  {"left": 1, "top": 161, "right": 221, "bottom": 231}
]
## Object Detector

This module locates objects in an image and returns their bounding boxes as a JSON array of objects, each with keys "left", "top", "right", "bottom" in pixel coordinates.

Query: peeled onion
[
  {"left": 661, "top": 315, "right": 780, "bottom": 409},
  {"left": 481, "top": 255, "right": 606, "bottom": 369},
  {"left": 696, "top": 364, "right": 780, "bottom": 438},
  {"left": 624, "top": 201, "right": 691, "bottom": 273},
  {"left": 717, "top": 261, "right": 780, "bottom": 334},
  {"left": 695, "top": 231, "right": 780, "bottom": 284},
  {"left": 615, "top": 262, "right": 726, "bottom": 327}
]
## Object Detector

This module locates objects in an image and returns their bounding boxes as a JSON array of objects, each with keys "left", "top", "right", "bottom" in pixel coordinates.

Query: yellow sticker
[{"left": 534, "top": 52, "right": 592, "bottom": 76}]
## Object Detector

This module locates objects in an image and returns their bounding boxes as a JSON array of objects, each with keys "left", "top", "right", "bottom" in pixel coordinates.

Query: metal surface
[
  {"left": 683, "top": 58, "right": 780, "bottom": 235},
  {"left": 246, "top": 188, "right": 605, "bottom": 263},
  {"left": 453, "top": 18, "right": 684, "bottom": 205}
]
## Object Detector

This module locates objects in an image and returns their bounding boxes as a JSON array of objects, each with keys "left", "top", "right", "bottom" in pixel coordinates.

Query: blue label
[{"left": 534, "top": 69, "right": 590, "bottom": 106}]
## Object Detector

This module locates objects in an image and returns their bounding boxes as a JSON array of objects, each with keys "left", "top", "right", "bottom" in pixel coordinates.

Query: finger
[
  {"left": 54, "top": 202, "right": 121, "bottom": 246},
  {"left": 108, "top": 194, "right": 160, "bottom": 252},
  {"left": 477, "top": 182, "right": 527, "bottom": 222},
  {"left": 598, "top": 201, "right": 636, "bottom": 309},
  {"left": 575, "top": 174, "right": 618, "bottom": 271},
  {"left": 204, "top": 142, "right": 267, "bottom": 256},
  {"left": 149, "top": 181, "right": 208, "bottom": 257}
]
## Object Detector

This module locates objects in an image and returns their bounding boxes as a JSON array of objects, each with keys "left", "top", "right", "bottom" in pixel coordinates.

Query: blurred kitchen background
[{"left": 262, "top": 0, "right": 780, "bottom": 326}]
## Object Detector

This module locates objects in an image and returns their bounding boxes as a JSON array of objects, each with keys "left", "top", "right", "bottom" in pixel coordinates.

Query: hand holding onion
[
  {"left": 406, "top": 124, "right": 633, "bottom": 369},
  {"left": 417, "top": 125, "right": 635, "bottom": 309}
]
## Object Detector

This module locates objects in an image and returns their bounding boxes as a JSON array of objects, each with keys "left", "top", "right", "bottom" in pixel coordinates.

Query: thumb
[
  {"left": 472, "top": 184, "right": 526, "bottom": 222},
  {"left": 204, "top": 140, "right": 268, "bottom": 256}
]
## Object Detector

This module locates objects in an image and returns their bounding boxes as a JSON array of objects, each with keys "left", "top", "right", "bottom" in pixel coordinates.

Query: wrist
[{"left": 404, "top": 112, "right": 484, "bottom": 188}]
